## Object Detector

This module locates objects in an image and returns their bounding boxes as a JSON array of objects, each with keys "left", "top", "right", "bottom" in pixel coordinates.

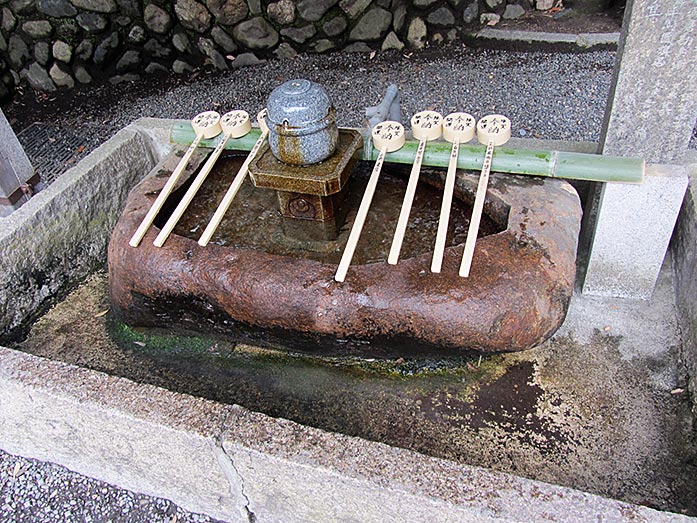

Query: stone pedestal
[
  {"left": 0, "top": 110, "right": 36, "bottom": 217},
  {"left": 584, "top": 0, "right": 696, "bottom": 298}
]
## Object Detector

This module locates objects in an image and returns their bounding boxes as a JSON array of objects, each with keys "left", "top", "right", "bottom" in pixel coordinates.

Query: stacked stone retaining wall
[{"left": 0, "top": 0, "right": 563, "bottom": 98}]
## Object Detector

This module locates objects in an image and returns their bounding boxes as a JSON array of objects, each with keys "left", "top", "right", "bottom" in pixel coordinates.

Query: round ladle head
[
  {"left": 477, "top": 115, "right": 511, "bottom": 146},
  {"left": 192, "top": 110, "right": 223, "bottom": 139},
  {"left": 372, "top": 120, "right": 406, "bottom": 152},
  {"left": 443, "top": 112, "right": 476, "bottom": 143},
  {"left": 221, "top": 110, "right": 252, "bottom": 138},
  {"left": 411, "top": 110, "right": 443, "bottom": 141}
]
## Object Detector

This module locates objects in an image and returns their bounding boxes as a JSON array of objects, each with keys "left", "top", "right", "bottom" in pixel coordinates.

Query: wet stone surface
[
  {"left": 13, "top": 273, "right": 697, "bottom": 516},
  {"left": 108, "top": 148, "right": 580, "bottom": 353}
]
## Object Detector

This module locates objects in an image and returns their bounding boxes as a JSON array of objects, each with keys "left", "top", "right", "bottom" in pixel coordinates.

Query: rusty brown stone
[{"left": 108, "top": 158, "right": 581, "bottom": 355}]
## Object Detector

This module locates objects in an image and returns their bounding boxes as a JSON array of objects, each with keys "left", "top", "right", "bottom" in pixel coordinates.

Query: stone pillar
[
  {"left": 0, "top": 110, "right": 36, "bottom": 218},
  {"left": 583, "top": 0, "right": 695, "bottom": 299}
]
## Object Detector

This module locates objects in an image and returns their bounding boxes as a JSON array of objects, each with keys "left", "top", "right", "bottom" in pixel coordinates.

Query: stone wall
[{"left": 0, "top": 0, "right": 553, "bottom": 98}]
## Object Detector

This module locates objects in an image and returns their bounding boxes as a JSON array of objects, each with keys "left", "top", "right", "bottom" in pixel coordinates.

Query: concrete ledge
[
  {"left": 465, "top": 28, "right": 619, "bottom": 51},
  {"left": 673, "top": 163, "right": 697, "bottom": 417},
  {"left": 1, "top": 346, "right": 692, "bottom": 523},
  {"left": 0, "top": 119, "right": 172, "bottom": 339}
]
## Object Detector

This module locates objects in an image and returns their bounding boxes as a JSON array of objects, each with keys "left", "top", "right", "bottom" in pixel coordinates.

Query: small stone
[
  {"left": 172, "top": 59, "right": 194, "bottom": 73},
  {"left": 199, "top": 38, "right": 228, "bottom": 69},
  {"left": 52, "top": 40, "right": 73, "bottom": 63},
  {"left": 381, "top": 30, "right": 403, "bottom": 51},
  {"left": 392, "top": 1, "right": 406, "bottom": 31},
  {"left": 406, "top": 17, "right": 427, "bottom": 49},
  {"left": 172, "top": 32, "right": 190, "bottom": 52},
  {"left": 280, "top": 24, "right": 315, "bottom": 44},
  {"left": 311, "top": 39, "right": 334, "bottom": 53},
  {"left": 211, "top": 26, "right": 236, "bottom": 52},
  {"left": 93, "top": 31, "right": 119, "bottom": 63},
  {"left": 73, "top": 65, "right": 92, "bottom": 83},
  {"left": 296, "top": 0, "right": 338, "bottom": 22},
  {"left": 503, "top": 3, "right": 525, "bottom": 19},
  {"left": 0, "top": 33, "right": 5, "bottom": 52},
  {"left": 128, "top": 25, "right": 146, "bottom": 43},
  {"left": 343, "top": 42, "right": 371, "bottom": 52},
  {"left": 273, "top": 42, "right": 296, "bottom": 59},
  {"left": 2, "top": 8, "right": 16, "bottom": 32},
  {"left": 77, "top": 13, "right": 108, "bottom": 32},
  {"left": 267, "top": 0, "right": 295, "bottom": 24},
  {"left": 49, "top": 63, "right": 74, "bottom": 88},
  {"left": 144, "top": 4, "right": 172, "bottom": 34},
  {"left": 376, "top": 0, "right": 389, "bottom": 7},
  {"left": 480, "top": 12, "right": 500, "bottom": 24},
  {"left": 484, "top": 0, "right": 504, "bottom": 8},
  {"left": 322, "top": 15, "right": 346, "bottom": 37},
  {"left": 231, "top": 51, "right": 263, "bottom": 68},
  {"left": 70, "top": 0, "right": 117, "bottom": 12},
  {"left": 206, "top": 0, "right": 247, "bottom": 25},
  {"left": 116, "top": 0, "right": 139, "bottom": 15},
  {"left": 427, "top": 6, "right": 454, "bottom": 26},
  {"left": 109, "top": 73, "right": 140, "bottom": 84},
  {"left": 34, "top": 41, "right": 50, "bottom": 65},
  {"left": 8, "top": 35, "right": 29, "bottom": 68},
  {"left": 75, "top": 39, "right": 93, "bottom": 60},
  {"left": 462, "top": 1, "right": 478, "bottom": 23},
  {"left": 144, "top": 38, "right": 172, "bottom": 58},
  {"left": 349, "top": 7, "right": 391, "bottom": 40},
  {"left": 431, "top": 32, "right": 443, "bottom": 44},
  {"left": 174, "top": 0, "right": 212, "bottom": 33},
  {"left": 9, "top": 0, "right": 33, "bottom": 14},
  {"left": 22, "top": 21, "right": 53, "bottom": 39},
  {"left": 145, "top": 62, "right": 168, "bottom": 75},
  {"left": 339, "top": 0, "right": 370, "bottom": 19},
  {"left": 36, "top": 0, "right": 77, "bottom": 18},
  {"left": 413, "top": 0, "right": 437, "bottom": 6},
  {"left": 21, "top": 62, "right": 56, "bottom": 91},
  {"left": 446, "top": 28, "right": 457, "bottom": 41},
  {"left": 233, "top": 16, "right": 278, "bottom": 49},
  {"left": 116, "top": 49, "right": 140, "bottom": 70},
  {"left": 536, "top": 0, "right": 553, "bottom": 9},
  {"left": 247, "top": 0, "right": 261, "bottom": 14}
]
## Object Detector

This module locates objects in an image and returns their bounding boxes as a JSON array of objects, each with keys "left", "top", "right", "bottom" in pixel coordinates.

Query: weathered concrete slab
[
  {"left": 0, "top": 119, "right": 171, "bottom": 339},
  {"left": 583, "top": 164, "right": 688, "bottom": 298},
  {"left": 1, "top": 345, "right": 693, "bottom": 523},
  {"left": 672, "top": 163, "right": 697, "bottom": 417},
  {"left": 467, "top": 28, "right": 619, "bottom": 51}
]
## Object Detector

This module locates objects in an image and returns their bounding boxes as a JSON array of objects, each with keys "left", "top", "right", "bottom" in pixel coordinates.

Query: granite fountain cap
[{"left": 266, "top": 79, "right": 339, "bottom": 165}]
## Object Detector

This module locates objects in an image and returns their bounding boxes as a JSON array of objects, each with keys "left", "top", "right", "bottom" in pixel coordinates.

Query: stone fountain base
[{"left": 108, "top": 149, "right": 581, "bottom": 355}]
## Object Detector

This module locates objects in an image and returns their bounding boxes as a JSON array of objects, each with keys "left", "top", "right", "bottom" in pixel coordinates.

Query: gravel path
[
  {"left": 0, "top": 450, "right": 224, "bottom": 523},
  {"left": 4, "top": 45, "right": 617, "bottom": 158}
]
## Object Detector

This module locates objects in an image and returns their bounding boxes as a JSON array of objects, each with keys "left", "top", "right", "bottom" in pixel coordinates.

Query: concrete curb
[
  {"left": 464, "top": 28, "right": 620, "bottom": 51},
  {"left": 1, "top": 346, "right": 692, "bottom": 523}
]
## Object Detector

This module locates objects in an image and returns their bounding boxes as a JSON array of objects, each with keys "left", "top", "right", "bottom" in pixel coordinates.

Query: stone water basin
[{"left": 108, "top": 141, "right": 581, "bottom": 355}]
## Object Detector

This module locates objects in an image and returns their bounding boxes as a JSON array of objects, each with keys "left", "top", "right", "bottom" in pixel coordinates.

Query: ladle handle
[
  {"left": 154, "top": 132, "right": 231, "bottom": 248},
  {"left": 129, "top": 134, "right": 203, "bottom": 248},
  {"left": 198, "top": 129, "right": 269, "bottom": 247},
  {"left": 460, "top": 140, "right": 494, "bottom": 277},
  {"left": 388, "top": 137, "right": 427, "bottom": 265},
  {"left": 335, "top": 145, "right": 388, "bottom": 283},
  {"left": 431, "top": 138, "right": 459, "bottom": 273}
]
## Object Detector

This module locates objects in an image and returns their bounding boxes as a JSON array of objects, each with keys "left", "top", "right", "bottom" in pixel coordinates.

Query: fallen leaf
[
  {"left": 670, "top": 388, "right": 685, "bottom": 395},
  {"left": 603, "top": 326, "right": 611, "bottom": 331},
  {"left": 76, "top": 145, "right": 85, "bottom": 154},
  {"left": 133, "top": 341, "right": 146, "bottom": 347},
  {"left": 466, "top": 361, "right": 477, "bottom": 371},
  {"left": 94, "top": 309, "right": 109, "bottom": 318},
  {"left": 369, "top": 50, "right": 376, "bottom": 59}
]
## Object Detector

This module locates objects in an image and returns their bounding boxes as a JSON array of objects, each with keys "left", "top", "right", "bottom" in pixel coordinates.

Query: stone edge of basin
[
  {"left": 463, "top": 28, "right": 620, "bottom": 51},
  {"left": 1, "top": 345, "right": 693, "bottom": 523}
]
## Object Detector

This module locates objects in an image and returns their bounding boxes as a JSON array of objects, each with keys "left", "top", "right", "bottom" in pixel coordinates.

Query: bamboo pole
[{"left": 170, "top": 121, "right": 645, "bottom": 183}]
